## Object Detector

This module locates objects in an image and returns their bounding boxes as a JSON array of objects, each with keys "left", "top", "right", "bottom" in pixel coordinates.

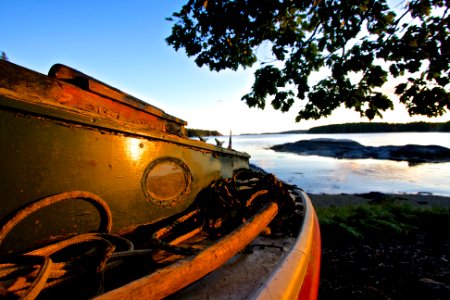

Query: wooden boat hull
[
  {"left": 0, "top": 60, "right": 249, "bottom": 253},
  {"left": 0, "top": 60, "right": 320, "bottom": 299}
]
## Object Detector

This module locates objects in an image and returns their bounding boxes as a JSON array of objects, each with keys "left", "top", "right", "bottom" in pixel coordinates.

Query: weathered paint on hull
[
  {"left": 0, "top": 61, "right": 322, "bottom": 300},
  {"left": 0, "top": 60, "right": 249, "bottom": 253}
]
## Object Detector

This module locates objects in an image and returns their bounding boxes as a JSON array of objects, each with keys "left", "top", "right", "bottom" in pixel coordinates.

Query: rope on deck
[{"left": 0, "top": 169, "right": 304, "bottom": 299}]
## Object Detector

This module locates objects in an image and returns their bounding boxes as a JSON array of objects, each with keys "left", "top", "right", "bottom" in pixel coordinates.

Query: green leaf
[{"left": 395, "top": 83, "right": 407, "bottom": 95}]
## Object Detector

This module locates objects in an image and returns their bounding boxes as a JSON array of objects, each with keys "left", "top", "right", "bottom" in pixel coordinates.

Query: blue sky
[{"left": 2, "top": 1, "right": 448, "bottom": 134}]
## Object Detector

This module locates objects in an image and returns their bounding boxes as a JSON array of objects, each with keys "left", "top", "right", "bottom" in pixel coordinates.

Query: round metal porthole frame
[{"left": 141, "top": 157, "right": 192, "bottom": 207}]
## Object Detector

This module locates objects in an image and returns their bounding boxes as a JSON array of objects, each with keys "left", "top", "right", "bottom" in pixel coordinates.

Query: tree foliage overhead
[{"left": 166, "top": 0, "right": 450, "bottom": 122}]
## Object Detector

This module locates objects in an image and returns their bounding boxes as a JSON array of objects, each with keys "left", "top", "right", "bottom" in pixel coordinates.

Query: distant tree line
[
  {"left": 186, "top": 128, "right": 223, "bottom": 137},
  {"left": 307, "top": 121, "right": 450, "bottom": 134}
]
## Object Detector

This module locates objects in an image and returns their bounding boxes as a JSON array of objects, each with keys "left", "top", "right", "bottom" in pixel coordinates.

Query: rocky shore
[
  {"left": 271, "top": 138, "right": 450, "bottom": 163},
  {"left": 309, "top": 192, "right": 450, "bottom": 300}
]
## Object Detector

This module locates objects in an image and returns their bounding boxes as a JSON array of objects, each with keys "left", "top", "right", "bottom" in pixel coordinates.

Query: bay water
[{"left": 221, "top": 132, "right": 450, "bottom": 196}]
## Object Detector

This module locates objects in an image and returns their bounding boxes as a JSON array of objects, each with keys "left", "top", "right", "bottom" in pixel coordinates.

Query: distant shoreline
[
  {"left": 240, "top": 121, "right": 450, "bottom": 135},
  {"left": 187, "top": 121, "right": 450, "bottom": 137}
]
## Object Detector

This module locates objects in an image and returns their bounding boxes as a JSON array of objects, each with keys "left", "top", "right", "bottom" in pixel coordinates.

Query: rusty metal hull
[{"left": 0, "top": 60, "right": 249, "bottom": 252}]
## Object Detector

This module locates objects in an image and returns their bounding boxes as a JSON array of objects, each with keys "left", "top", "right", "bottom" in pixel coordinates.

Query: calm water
[{"left": 218, "top": 132, "right": 450, "bottom": 196}]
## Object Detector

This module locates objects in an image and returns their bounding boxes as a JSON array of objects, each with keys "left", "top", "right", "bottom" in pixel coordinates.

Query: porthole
[{"left": 142, "top": 157, "right": 192, "bottom": 207}]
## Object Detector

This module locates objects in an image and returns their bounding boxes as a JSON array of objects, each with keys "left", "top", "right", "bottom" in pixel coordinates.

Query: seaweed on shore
[{"left": 317, "top": 199, "right": 449, "bottom": 242}]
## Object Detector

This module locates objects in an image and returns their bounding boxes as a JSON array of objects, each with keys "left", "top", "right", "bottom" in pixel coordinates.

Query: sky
[{"left": 1, "top": 1, "right": 448, "bottom": 135}]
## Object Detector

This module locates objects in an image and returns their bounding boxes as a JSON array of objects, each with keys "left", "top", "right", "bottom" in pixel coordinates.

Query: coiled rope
[
  {"left": 0, "top": 191, "right": 112, "bottom": 246},
  {"left": 0, "top": 191, "right": 113, "bottom": 298},
  {"left": 0, "top": 169, "right": 302, "bottom": 299}
]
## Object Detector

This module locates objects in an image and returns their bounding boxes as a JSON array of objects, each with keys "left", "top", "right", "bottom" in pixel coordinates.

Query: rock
[
  {"left": 387, "top": 144, "right": 450, "bottom": 163},
  {"left": 270, "top": 138, "right": 450, "bottom": 163},
  {"left": 419, "top": 278, "right": 450, "bottom": 291}
]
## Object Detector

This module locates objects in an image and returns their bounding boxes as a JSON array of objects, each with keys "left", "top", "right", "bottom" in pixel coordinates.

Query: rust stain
[{"left": 86, "top": 160, "right": 97, "bottom": 167}]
